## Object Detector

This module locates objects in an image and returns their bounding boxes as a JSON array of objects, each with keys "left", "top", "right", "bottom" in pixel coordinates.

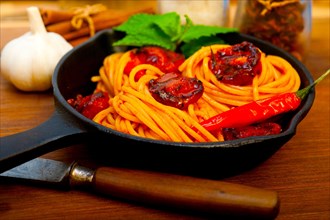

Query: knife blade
[{"left": 0, "top": 158, "right": 279, "bottom": 219}]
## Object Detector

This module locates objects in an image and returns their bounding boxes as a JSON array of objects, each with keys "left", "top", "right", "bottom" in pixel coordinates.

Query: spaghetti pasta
[{"left": 91, "top": 43, "right": 301, "bottom": 142}]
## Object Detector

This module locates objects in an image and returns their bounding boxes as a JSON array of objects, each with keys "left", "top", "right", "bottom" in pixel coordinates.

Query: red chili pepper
[{"left": 200, "top": 69, "right": 330, "bottom": 132}]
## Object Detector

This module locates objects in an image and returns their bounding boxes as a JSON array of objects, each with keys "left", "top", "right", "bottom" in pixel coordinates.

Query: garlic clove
[{"left": 0, "top": 6, "right": 73, "bottom": 92}]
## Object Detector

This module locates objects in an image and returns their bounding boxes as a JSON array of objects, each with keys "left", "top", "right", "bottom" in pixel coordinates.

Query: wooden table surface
[{"left": 0, "top": 1, "right": 329, "bottom": 220}]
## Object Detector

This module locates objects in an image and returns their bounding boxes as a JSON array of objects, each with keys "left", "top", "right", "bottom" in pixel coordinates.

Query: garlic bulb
[{"left": 0, "top": 6, "right": 73, "bottom": 92}]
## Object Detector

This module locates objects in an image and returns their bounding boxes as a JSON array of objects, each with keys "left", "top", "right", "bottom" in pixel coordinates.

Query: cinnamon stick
[
  {"left": 63, "top": 12, "right": 141, "bottom": 41},
  {"left": 69, "top": 36, "right": 90, "bottom": 47},
  {"left": 46, "top": 20, "right": 75, "bottom": 36},
  {"left": 41, "top": 6, "right": 155, "bottom": 45},
  {"left": 40, "top": 9, "right": 74, "bottom": 25}
]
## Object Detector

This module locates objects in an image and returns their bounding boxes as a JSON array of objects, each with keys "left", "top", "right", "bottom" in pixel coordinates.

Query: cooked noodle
[{"left": 91, "top": 44, "right": 301, "bottom": 142}]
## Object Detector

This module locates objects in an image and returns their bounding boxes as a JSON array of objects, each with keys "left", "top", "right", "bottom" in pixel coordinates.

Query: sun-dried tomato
[
  {"left": 222, "top": 122, "right": 282, "bottom": 140},
  {"left": 124, "top": 53, "right": 142, "bottom": 76},
  {"left": 124, "top": 46, "right": 185, "bottom": 81},
  {"left": 67, "top": 91, "right": 109, "bottom": 119},
  {"left": 209, "top": 41, "right": 262, "bottom": 86},
  {"left": 149, "top": 72, "right": 204, "bottom": 109}
]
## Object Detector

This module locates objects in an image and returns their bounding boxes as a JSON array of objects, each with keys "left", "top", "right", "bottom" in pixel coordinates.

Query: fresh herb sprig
[{"left": 113, "top": 12, "right": 238, "bottom": 57}]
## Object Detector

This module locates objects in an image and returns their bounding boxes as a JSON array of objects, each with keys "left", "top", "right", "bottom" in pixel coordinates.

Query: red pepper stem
[{"left": 296, "top": 69, "right": 330, "bottom": 100}]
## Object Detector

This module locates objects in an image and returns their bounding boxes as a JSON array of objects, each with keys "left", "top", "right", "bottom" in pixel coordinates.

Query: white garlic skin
[{"left": 0, "top": 6, "right": 73, "bottom": 92}]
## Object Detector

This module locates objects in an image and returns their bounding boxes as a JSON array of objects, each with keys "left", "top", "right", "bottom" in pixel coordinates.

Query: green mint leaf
[
  {"left": 181, "top": 25, "right": 238, "bottom": 43},
  {"left": 180, "top": 36, "right": 226, "bottom": 57},
  {"left": 153, "top": 12, "right": 182, "bottom": 41},
  {"left": 113, "top": 14, "right": 180, "bottom": 50},
  {"left": 175, "top": 15, "right": 194, "bottom": 44},
  {"left": 185, "top": 15, "right": 194, "bottom": 26},
  {"left": 112, "top": 12, "right": 238, "bottom": 56},
  {"left": 113, "top": 13, "right": 155, "bottom": 34},
  {"left": 113, "top": 27, "right": 176, "bottom": 50}
]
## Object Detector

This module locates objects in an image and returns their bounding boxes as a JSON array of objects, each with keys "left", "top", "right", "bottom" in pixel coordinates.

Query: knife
[{"left": 0, "top": 158, "right": 279, "bottom": 219}]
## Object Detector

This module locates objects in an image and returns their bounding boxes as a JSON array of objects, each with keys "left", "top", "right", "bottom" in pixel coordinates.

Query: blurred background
[{"left": 1, "top": 0, "right": 329, "bottom": 50}]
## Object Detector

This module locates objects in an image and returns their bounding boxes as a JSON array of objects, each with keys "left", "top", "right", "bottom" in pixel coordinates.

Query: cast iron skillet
[{"left": 0, "top": 29, "right": 315, "bottom": 177}]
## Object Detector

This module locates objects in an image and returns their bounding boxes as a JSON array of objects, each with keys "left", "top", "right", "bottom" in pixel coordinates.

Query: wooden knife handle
[{"left": 93, "top": 167, "right": 279, "bottom": 219}]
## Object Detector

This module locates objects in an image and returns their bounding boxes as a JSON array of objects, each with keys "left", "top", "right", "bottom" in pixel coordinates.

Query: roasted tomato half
[
  {"left": 222, "top": 122, "right": 282, "bottom": 140},
  {"left": 124, "top": 46, "right": 185, "bottom": 81},
  {"left": 67, "top": 91, "right": 109, "bottom": 119},
  {"left": 149, "top": 72, "right": 204, "bottom": 109},
  {"left": 209, "top": 41, "right": 262, "bottom": 86}
]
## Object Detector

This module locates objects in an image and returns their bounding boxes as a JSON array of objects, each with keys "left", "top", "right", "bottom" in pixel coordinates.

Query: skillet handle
[{"left": 0, "top": 110, "right": 89, "bottom": 173}]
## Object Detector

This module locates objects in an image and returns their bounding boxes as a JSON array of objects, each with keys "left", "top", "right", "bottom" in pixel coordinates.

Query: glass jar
[
  {"left": 157, "top": 0, "right": 230, "bottom": 27},
  {"left": 233, "top": 0, "right": 312, "bottom": 61}
]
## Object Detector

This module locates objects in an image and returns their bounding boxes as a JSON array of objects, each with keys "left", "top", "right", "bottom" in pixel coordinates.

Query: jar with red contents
[{"left": 233, "top": 0, "right": 312, "bottom": 61}]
